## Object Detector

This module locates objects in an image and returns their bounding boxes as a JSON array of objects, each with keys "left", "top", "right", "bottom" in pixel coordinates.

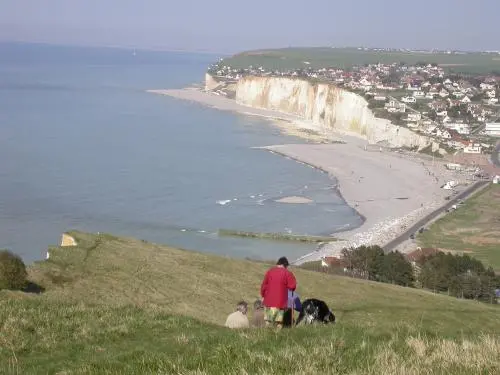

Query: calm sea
[{"left": 0, "top": 43, "right": 362, "bottom": 263}]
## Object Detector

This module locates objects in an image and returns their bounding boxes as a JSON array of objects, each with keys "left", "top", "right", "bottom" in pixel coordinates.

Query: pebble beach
[{"left": 149, "top": 88, "right": 469, "bottom": 263}]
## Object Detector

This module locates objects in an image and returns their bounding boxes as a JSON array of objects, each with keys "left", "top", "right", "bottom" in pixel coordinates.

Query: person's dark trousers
[{"left": 283, "top": 309, "right": 293, "bottom": 327}]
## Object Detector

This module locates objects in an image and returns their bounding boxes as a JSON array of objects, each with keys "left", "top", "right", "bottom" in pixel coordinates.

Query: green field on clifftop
[
  {"left": 1, "top": 231, "right": 499, "bottom": 374},
  {"left": 221, "top": 47, "right": 500, "bottom": 74},
  {"left": 418, "top": 184, "right": 500, "bottom": 271}
]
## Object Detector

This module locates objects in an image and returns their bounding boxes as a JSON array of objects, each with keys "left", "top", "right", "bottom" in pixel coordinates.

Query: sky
[{"left": 0, "top": 0, "right": 499, "bottom": 53}]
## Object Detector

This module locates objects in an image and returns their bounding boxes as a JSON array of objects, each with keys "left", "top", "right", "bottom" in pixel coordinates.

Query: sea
[{"left": 0, "top": 42, "right": 363, "bottom": 263}]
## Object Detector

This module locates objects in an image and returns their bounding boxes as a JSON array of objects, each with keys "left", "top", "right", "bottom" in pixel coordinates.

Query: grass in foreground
[
  {"left": 1, "top": 231, "right": 499, "bottom": 374},
  {"left": 418, "top": 184, "right": 500, "bottom": 270},
  {"left": 1, "top": 298, "right": 498, "bottom": 375}
]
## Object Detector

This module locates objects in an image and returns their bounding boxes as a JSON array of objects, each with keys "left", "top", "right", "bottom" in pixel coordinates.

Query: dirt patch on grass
[
  {"left": 440, "top": 248, "right": 474, "bottom": 254},
  {"left": 479, "top": 231, "right": 500, "bottom": 237},
  {"left": 444, "top": 227, "right": 482, "bottom": 235},
  {"left": 463, "top": 236, "right": 500, "bottom": 246}
]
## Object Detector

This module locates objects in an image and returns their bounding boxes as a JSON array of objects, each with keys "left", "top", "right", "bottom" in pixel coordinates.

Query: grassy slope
[
  {"left": 1, "top": 231, "right": 499, "bottom": 374},
  {"left": 418, "top": 184, "right": 500, "bottom": 270},
  {"left": 221, "top": 47, "right": 500, "bottom": 74}
]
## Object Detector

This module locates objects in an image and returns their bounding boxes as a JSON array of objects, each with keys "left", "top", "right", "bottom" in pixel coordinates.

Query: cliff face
[
  {"left": 205, "top": 73, "right": 221, "bottom": 91},
  {"left": 235, "top": 76, "right": 431, "bottom": 148}
]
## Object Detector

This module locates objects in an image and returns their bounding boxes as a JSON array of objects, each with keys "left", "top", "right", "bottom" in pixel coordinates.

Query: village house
[
  {"left": 441, "top": 115, "right": 452, "bottom": 124},
  {"left": 406, "top": 248, "right": 440, "bottom": 273},
  {"left": 406, "top": 112, "right": 422, "bottom": 122},
  {"left": 439, "top": 89, "right": 450, "bottom": 98},
  {"left": 401, "top": 96, "right": 416, "bottom": 103},
  {"left": 480, "top": 83, "right": 495, "bottom": 91},
  {"left": 463, "top": 142, "right": 482, "bottom": 154},
  {"left": 385, "top": 100, "right": 406, "bottom": 113},
  {"left": 413, "top": 90, "right": 425, "bottom": 98},
  {"left": 435, "top": 128, "right": 451, "bottom": 139},
  {"left": 485, "top": 122, "right": 500, "bottom": 136},
  {"left": 485, "top": 90, "right": 496, "bottom": 98},
  {"left": 373, "top": 94, "right": 387, "bottom": 101}
]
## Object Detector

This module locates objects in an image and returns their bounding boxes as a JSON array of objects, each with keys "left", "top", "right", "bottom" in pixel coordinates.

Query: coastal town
[
  {"left": 153, "top": 53, "right": 500, "bottom": 284},
  {"left": 208, "top": 58, "right": 500, "bottom": 167}
]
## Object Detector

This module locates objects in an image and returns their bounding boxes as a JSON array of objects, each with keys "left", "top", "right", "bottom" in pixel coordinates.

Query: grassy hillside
[
  {"left": 222, "top": 47, "right": 500, "bottom": 74},
  {"left": 418, "top": 184, "right": 500, "bottom": 270},
  {"left": 1, "top": 231, "right": 499, "bottom": 374}
]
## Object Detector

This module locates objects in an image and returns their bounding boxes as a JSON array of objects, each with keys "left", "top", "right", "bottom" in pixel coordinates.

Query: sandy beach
[{"left": 149, "top": 88, "right": 470, "bottom": 264}]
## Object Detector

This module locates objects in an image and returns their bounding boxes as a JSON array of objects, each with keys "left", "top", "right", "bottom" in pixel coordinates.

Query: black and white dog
[{"left": 295, "top": 298, "right": 335, "bottom": 325}]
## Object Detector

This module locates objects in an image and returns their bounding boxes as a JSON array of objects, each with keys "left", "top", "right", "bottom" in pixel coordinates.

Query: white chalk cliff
[{"left": 234, "top": 76, "right": 432, "bottom": 148}]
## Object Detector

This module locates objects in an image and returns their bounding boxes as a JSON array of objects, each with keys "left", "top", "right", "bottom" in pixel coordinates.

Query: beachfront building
[
  {"left": 463, "top": 143, "right": 482, "bottom": 154},
  {"left": 485, "top": 122, "right": 500, "bottom": 136}
]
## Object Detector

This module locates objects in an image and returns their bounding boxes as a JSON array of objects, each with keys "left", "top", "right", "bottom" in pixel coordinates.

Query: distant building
[
  {"left": 385, "top": 100, "right": 406, "bottom": 113},
  {"left": 485, "top": 122, "right": 500, "bottom": 136},
  {"left": 406, "top": 112, "right": 422, "bottom": 122},
  {"left": 406, "top": 248, "right": 440, "bottom": 272},
  {"left": 446, "top": 163, "right": 465, "bottom": 171},
  {"left": 401, "top": 96, "right": 416, "bottom": 103},
  {"left": 463, "top": 143, "right": 482, "bottom": 154}
]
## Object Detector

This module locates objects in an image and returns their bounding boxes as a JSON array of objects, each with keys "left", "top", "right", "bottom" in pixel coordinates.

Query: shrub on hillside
[{"left": 0, "top": 250, "right": 27, "bottom": 290}]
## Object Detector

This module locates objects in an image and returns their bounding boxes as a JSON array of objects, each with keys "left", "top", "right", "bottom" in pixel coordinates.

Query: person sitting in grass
[
  {"left": 260, "top": 256, "right": 297, "bottom": 329},
  {"left": 225, "top": 301, "right": 250, "bottom": 329},
  {"left": 251, "top": 299, "right": 266, "bottom": 328}
]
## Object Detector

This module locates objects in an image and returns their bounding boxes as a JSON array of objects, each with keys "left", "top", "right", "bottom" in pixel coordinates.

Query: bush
[{"left": 0, "top": 250, "right": 27, "bottom": 290}]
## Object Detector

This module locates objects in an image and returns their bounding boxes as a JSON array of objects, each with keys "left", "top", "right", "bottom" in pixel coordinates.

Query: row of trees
[
  {"left": 338, "top": 246, "right": 499, "bottom": 304},
  {"left": 419, "top": 252, "right": 498, "bottom": 303},
  {"left": 341, "top": 246, "right": 414, "bottom": 287}
]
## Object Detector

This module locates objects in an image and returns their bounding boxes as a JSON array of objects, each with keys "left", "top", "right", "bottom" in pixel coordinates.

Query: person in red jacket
[{"left": 260, "top": 256, "right": 297, "bottom": 328}]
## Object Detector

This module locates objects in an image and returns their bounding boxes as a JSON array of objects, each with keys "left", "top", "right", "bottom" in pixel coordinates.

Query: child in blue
[{"left": 283, "top": 290, "right": 302, "bottom": 327}]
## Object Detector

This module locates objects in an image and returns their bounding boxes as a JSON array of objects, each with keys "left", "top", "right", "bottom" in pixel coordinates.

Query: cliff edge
[{"left": 233, "top": 75, "right": 432, "bottom": 149}]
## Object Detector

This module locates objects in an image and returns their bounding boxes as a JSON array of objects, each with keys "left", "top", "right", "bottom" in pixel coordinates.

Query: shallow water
[{"left": 0, "top": 43, "right": 362, "bottom": 263}]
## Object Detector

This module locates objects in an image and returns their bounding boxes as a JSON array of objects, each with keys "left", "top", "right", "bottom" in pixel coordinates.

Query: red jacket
[{"left": 260, "top": 266, "right": 297, "bottom": 309}]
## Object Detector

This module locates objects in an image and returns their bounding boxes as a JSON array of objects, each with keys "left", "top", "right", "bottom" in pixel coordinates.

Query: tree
[
  {"left": 0, "top": 250, "right": 27, "bottom": 290},
  {"left": 418, "top": 252, "right": 497, "bottom": 303},
  {"left": 381, "top": 251, "right": 414, "bottom": 287},
  {"left": 342, "top": 245, "right": 384, "bottom": 280}
]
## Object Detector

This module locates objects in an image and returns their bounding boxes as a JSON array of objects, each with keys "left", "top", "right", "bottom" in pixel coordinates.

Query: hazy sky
[{"left": 0, "top": 0, "right": 498, "bottom": 53}]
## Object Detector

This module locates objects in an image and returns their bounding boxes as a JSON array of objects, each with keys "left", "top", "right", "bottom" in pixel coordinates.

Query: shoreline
[
  {"left": 148, "top": 87, "right": 471, "bottom": 264},
  {"left": 258, "top": 146, "right": 368, "bottom": 227}
]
